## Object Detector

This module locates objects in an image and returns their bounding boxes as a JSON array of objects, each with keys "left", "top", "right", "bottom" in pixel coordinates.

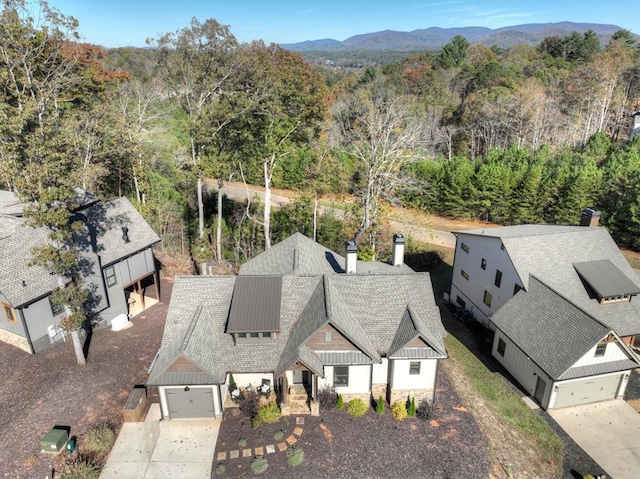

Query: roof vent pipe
[
  {"left": 392, "top": 233, "right": 405, "bottom": 266},
  {"left": 579, "top": 208, "right": 600, "bottom": 227},
  {"left": 345, "top": 240, "right": 357, "bottom": 274}
]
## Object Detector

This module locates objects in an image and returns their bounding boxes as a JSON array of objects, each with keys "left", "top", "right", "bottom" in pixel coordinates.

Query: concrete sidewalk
[
  {"left": 100, "top": 404, "right": 220, "bottom": 479},
  {"left": 549, "top": 400, "right": 640, "bottom": 479}
]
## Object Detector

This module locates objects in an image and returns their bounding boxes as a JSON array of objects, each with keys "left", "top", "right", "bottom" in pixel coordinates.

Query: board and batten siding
[
  {"left": 116, "top": 249, "right": 155, "bottom": 286},
  {"left": 318, "top": 365, "right": 371, "bottom": 393},
  {"left": 571, "top": 340, "right": 629, "bottom": 368},
  {"left": 389, "top": 359, "right": 438, "bottom": 390},
  {"left": 0, "top": 292, "right": 27, "bottom": 337},
  {"left": 451, "top": 234, "right": 521, "bottom": 327},
  {"left": 492, "top": 330, "right": 551, "bottom": 405},
  {"left": 372, "top": 358, "right": 388, "bottom": 384}
]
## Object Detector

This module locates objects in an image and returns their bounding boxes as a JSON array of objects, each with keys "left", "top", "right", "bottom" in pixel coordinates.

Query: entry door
[{"left": 534, "top": 377, "right": 547, "bottom": 405}]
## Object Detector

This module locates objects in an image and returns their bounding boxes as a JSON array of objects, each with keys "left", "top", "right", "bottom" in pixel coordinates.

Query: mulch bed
[
  {"left": 213, "top": 369, "right": 490, "bottom": 479},
  {"left": 0, "top": 279, "right": 172, "bottom": 479}
]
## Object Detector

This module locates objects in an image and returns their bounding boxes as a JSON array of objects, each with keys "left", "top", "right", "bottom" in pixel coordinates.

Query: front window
[
  {"left": 409, "top": 362, "right": 421, "bottom": 375},
  {"left": 2, "top": 303, "right": 16, "bottom": 323},
  {"left": 595, "top": 343, "right": 607, "bottom": 357},
  {"left": 50, "top": 297, "right": 65, "bottom": 316},
  {"left": 497, "top": 338, "right": 506, "bottom": 356},
  {"left": 334, "top": 366, "right": 349, "bottom": 386},
  {"left": 483, "top": 290, "right": 493, "bottom": 307},
  {"left": 105, "top": 266, "right": 117, "bottom": 287}
]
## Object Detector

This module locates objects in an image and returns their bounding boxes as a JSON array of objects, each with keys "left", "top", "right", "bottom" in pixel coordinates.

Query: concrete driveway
[
  {"left": 549, "top": 400, "right": 640, "bottom": 479},
  {"left": 100, "top": 404, "right": 220, "bottom": 479}
]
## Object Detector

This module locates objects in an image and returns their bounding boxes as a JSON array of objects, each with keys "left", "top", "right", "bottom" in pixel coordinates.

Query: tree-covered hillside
[{"left": 2, "top": 0, "right": 640, "bottom": 271}]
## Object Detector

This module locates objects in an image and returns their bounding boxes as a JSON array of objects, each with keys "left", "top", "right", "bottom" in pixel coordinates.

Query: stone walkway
[{"left": 215, "top": 417, "right": 305, "bottom": 462}]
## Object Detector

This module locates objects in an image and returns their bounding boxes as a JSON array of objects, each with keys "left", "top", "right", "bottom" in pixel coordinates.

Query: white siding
[
  {"left": 231, "top": 372, "right": 273, "bottom": 390},
  {"left": 492, "top": 330, "right": 550, "bottom": 403},
  {"left": 571, "top": 341, "right": 629, "bottom": 368},
  {"left": 318, "top": 365, "right": 371, "bottom": 393},
  {"left": 372, "top": 358, "right": 388, "bottom": 384},
  {"left": 390, "top": 359, "right": 438, "bottom": 390},
  {"left": 451, "top": 234, "right": 521, "bottom": 326}
]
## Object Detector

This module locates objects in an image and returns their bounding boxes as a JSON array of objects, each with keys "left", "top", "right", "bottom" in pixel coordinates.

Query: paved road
[{"left": 214, "top": 182, "right": 456, "bottom": 249}]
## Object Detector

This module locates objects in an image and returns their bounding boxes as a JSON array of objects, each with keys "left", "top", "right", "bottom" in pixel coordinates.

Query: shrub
[
  {"left": 391, "top": 401, "right": 408, "bottom": 421},
  {"left": 251, "top": 455, "right": 269, "bottom": 475},
  {"left": 252, "top": 403, "right": 281, "bottom": 428},
  {"left": 287, "top": 446, "right": 304, "bottom": 466},
  {"left": 239, "top": 390, "right": 260, "bottom": 418},
  {"left": 336, "top": 394, "right": 344, "bottom": 410},
  {"left": 376, "top": 396, "right": 385, "bottom": 414},
  {"left": 273, "top": 430, "right": 284, "bottom": 441},
  {"left": 58, "top": 458, "right": 99, "bottom": 479},
  {"left": 215, "top": 463, "right": 225, "bottom": 475},
  {"left": 347, "top": 398, "right": 368, "bottom": 417},
  {"left": 84, "top": 423, "right": 116, "bottom": 453},
  {"left": 317, "top": 384, "right": 338, "bottom": 410},
  {"left": 416, "top": 398, "right": 432, "bottom": 421},
  {"left": 407, "top": 397, "right": 416, "bottom": 417},
  {"left": 238, "top": 438, "right": 247, "bottom": 447}
]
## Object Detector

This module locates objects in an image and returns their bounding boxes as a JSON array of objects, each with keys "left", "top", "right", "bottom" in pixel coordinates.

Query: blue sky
[{"left": 48, "top": 0, "right": 639, "bottom": 48}]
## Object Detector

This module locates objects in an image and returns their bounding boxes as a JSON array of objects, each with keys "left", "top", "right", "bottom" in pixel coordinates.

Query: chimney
[
  {"left": 345, "top": 240, "right": 357, "bottom": 274},
  {"left": 392, "top": 233, "right": 405, "bottom": 266},
  {"left": 579, "top": 208, "right": 600, "bottom": 227}
]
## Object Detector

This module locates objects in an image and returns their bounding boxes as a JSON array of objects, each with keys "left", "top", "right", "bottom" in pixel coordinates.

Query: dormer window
[
  {"left": 574, "top": 260, "right": 640, "bottom": 305},
  {"left": 235, "top": 331, "right": 276, "bottom": 344}
]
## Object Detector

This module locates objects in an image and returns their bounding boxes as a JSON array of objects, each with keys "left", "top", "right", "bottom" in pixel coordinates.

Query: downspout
[{"left": 18, "top": 308, "right": 35, "bottom": 354}]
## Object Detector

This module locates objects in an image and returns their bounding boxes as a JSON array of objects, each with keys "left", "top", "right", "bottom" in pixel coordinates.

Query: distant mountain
[{"left": 281, "top": 22, "right": 631, "bottom": 52}]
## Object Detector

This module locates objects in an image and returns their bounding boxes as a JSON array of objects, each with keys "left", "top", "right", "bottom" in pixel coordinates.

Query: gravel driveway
[{"left": 0, "top": 280, "right": 170, "bottom": 479}]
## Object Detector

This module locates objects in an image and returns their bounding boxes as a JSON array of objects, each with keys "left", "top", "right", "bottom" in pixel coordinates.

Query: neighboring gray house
[
  {"left": 0, "top": 191, "right": 160, "bottom": 353},
  {"left": 148, "top": 233, "right": 447, "bottom": 420},
  {"left": 450, "top": 213, "right": 640, "bottom": 409}
]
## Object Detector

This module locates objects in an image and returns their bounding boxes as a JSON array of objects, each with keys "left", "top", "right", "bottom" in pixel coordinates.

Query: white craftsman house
[
  {"left": 0, "top": 191, "right": 160, "bottom": 353},
  {"left": 147, "top": 233, "right": 447, "bottom": 419},
  {"left": 449, "top": 210, "right": 640, "bottom": 409}
]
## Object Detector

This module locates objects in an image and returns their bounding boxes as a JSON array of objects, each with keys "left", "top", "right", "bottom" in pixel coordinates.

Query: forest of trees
[{"left": 2, "top": 0, "right": 640, "bottom": 280}]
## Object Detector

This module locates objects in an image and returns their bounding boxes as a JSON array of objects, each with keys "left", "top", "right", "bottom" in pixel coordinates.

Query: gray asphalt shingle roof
[
  {"left": 457, "top": 225, "right": 640, "bottom": 336},
  {"left": 149, "top": 235, "right": 447, "bottom": 386},
  {"left": 0, "top": 195, "right": 160, "bottom": 307},
  {"left": 491, "top": 276, "right": 638, "bottom": 380}
]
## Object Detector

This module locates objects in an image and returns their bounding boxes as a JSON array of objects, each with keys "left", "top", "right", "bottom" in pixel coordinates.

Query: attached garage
[
  {"left": 553, "top": 373, "right": 623, "bottom": 409},
  {"left": 165, "top": 387, "right": 215, "bottom": 419}
]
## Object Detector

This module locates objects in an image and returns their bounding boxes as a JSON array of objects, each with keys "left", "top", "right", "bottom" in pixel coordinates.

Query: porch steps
[{"left": 287, "top": 384, "right": 311, "bottom": 415}]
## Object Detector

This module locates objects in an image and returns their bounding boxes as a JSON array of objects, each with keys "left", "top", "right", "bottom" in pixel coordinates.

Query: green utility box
[{"left": 40, "top": 427, "right": 69, "bottom": 454}]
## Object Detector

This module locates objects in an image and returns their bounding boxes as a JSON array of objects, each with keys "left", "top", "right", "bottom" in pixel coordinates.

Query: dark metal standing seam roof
[
  {"left": 226, "top": 275, "right": 283, "bottom": 333},
  {"left": 573, "top": 259, "right": 640, "bottom": 298}
]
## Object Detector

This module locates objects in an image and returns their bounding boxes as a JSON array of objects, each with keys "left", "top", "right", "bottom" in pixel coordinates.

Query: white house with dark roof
[
  {"left": 449, "top": 214, "right": 640, "bottom": 409},
  {"left": 0, "top": 191, "right": 160, "bottom": 353},
  {"left": 147, "top": 233, "right": 447, "bottom": 420}
]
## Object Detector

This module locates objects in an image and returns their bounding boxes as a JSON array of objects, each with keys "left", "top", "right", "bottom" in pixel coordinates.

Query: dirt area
[
  {"left": 0, "top": 278, "right": 171, "bottom": 479},
  {"left": 214, "top": 369, "right": 490, "bottom": 478}
]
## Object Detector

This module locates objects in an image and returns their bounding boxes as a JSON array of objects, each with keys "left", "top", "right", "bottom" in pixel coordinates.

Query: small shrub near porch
[
  {"left": 347, "top": 398, "right": 368, "bottom": 417},
  {"left": 252, "top": 402, "right": 281, "bottom": 428},
  {"left": 317, "top": 384, "right": 338, "bottom": 410}
]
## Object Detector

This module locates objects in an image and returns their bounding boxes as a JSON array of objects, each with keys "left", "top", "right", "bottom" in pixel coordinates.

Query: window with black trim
[
  {"left": 495, "top": 270, "right": 502, "bottom": 288},
  {"left": 461, "top": 242, "right": 469, "bottom": 253},
  {"left": 481, "top": 258, "right": 487, "bottom": 270},
  {"left": 497, "top": 338, "right": 506, "bottom": 356},
  {"left": 595, "top": 343, "right": 607, "bottom": 357},
  {"left": 461, "top": 270, "right": 469, "bottom": 280},
  {"left": 49, "top": 297, "right": 64, "bottom": 316},
  {"left": 105, "top": 266, "right": 117, "bottom": 287},
  {"left": 456, "top": 297, "right": 466, "bottom": 308},
  {"left": 334, "top": 366, "right": 349, "bottom": 386},
  {"left": 2, "top": 302, "right": 16, "bottom": 323},
  {"left": 409, "top": 362, "right": 421, "bottom": 375},
  {"left": 483, "top": 290, "right": 493, "bottom": 307}
]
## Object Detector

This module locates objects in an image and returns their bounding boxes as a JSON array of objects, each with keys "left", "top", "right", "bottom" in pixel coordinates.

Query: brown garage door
[{"left": 553, "top": 374, "right": 622, "bottom": 409}]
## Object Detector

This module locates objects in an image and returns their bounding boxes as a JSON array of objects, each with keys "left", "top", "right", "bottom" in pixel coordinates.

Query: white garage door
[
  {"left": 553, "top": 374, "right": 622, "bottom": 409},
  {"left": 166, "top": 387, "right": 215, "bottom": 419}
]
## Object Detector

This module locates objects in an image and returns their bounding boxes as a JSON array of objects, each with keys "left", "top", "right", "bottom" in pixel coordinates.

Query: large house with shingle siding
[
  {"left": 0, "top": 191, "right": 160, "bottom": 353},
  {"left": 449, "top": 216, "right": 640, "bottom": 409},
  {"left": 147, "top": 233, "right": 447, "bottom": 420}
]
